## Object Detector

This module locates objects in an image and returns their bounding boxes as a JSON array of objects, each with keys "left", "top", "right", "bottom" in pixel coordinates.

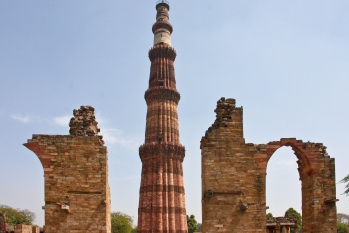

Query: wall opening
[{"left": 266, "top": 146, "right": 302, "bottom": 219}]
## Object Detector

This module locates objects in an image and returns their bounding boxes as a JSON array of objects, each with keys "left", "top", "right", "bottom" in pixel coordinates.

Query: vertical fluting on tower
[{"left": 138, "top": 1, "right": 188, "bottom": 233}]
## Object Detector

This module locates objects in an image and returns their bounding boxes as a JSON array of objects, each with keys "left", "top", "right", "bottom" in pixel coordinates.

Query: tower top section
[
  {"left": 153, "top": 0, "right": 173, "bottom": 46},
  {"left": 156, "top": 0, "right": 170, "bottom": 10}
]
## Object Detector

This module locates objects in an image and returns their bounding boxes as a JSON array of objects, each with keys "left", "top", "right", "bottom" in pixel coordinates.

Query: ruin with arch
[
  {"left": 0, "top": 0, "right": 340, "bottom": 232},
  {"left": 0, "top": 99, "right": 338, "bottom": 232},
  {"left": 201, "top": 97, "right": 337, "bottom": 233}
]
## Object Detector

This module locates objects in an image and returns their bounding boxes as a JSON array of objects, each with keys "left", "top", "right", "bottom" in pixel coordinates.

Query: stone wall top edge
[
  {"left": 202, "top": 127, "right": 245, "bottom": 138},
  {"left": 27, "top": 134, "right": 105, "bottom": 145},
  {"left": 268, "top": 138, "right": 325, "bottom": 147},
  {"left": 31, "top": 134, "right": 103, "bottom": 139},
  {"left": 246, "top": 143, "right": 267, "bottom": 147}
]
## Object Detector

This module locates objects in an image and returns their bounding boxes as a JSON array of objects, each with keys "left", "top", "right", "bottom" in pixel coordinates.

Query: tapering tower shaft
[{"left": 138, "top": 1, "right": 188, "bottom": 233}]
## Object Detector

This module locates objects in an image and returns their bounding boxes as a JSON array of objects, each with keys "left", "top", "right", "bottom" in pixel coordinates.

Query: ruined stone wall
[
  {"left": 24, "top": 106, "right": 111, "bottom": 233},
  {"left": 200, "top": 98, "right": 337, "bottom": 233},
  {"left": 31, "top": 226, "right": 40, "bottom": 233},
  {"left": 14, "top": 225, "right": 32, "bottom": 233},
  {"left": 201, "top": 98, "right": 265, "bottom": 232},
  {"left": 0, "top": 214, "right": 6, "bottom": 233}
]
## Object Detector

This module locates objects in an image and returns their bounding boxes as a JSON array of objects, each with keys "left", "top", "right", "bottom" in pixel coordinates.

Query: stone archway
[
  {"left": 254, "top": 138, "right": 337, "bottom": 233},
  {"left": 201, "top": 98, "right": 338, "bottom": 233}
]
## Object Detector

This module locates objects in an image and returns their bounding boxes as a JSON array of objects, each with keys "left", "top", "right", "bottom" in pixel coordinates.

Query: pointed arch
[{"left": 253, "top": 138, "right": 337, "bottom": 233}]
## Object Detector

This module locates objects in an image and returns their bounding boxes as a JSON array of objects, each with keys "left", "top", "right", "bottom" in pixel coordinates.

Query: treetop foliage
[
  {"left": 338, "top": 221, "right": 349, "bottom": 233},
  {"left": 284, "top": 207, "right": 302, "bottom": 233},
  {"left": 196, "top": 223, "right": 202, "bottom": 232},
  {"left": 111, "top": 212, "right": 136, "bottom": 233},
  {"left": 0, "top": 205, "right": 35, "bottom": 226},
  {"left": 339, "top": 174, "right": 349, "bottom": 197},
  {"left": 338, "top": 213, "right": 349, "bottom": 225},
  {"left": 187, "top": 214, "right": 199, "bottom": 233}
]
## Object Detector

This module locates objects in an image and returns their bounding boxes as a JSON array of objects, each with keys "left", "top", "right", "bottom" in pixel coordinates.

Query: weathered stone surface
[
  {"left": 0, "top": 214, "right": 5, "bottom": 233},
  {"left": 32, "top": 226, "right": 40, "bottom": 233},
  {"left": 137, "top": 1, "right": 188, "bottom": 233},
  {"left": 201, "top": 98, "right": 337, "bottom": 233},
  {"left": 14, "top": 225, "right": 32, "bottom": 233},
  {"left": 69, "top": 106, "right": 102, "bottom": 140},
  {"left": 6, "top": 224, "right": 14, "bottom": 233},
  {"left": 24, "top": 107, "right": 111, "bottom": 233},
  {"left": 266, "top": 217, "right": 297, "bottom": 233}
]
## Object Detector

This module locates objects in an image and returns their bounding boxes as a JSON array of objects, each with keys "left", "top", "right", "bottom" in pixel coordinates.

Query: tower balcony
[{"left": 152, "top": 21, "right": 173, "bottom": 34}]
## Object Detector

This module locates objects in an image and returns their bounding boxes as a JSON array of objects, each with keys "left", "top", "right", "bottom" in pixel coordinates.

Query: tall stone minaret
[{"left": 138, "top": 1, "right": 188, "bottom": 232}]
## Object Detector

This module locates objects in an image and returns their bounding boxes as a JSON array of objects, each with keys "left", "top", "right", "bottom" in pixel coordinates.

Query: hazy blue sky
[{"left": 1, "top": 0, "right": 348, "bottom": 226}]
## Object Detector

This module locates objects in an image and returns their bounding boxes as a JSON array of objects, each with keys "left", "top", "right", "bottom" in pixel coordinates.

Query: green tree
[
  {"left": 266, "top": 213, "right": 273, "bottom": 218},
  {"left": 196, "top": 223, "right": 202, "bottom": 232},
  {"left": 111, "top": 212, "right": 135, "bottom": 233},
  {"left": 187, "top": 215, "right": 199, "bottom": 233},
  {"left": 338, "top": 213, "right": 349, "bottom": 225},
  {"left": 284, "top": 208, "right": 301, "bottom": 233},
  {"left": 338, "top": 221, "right": 349, "bottom": 233},
  {"left": 0, "top": 205, "right": 35, "bottom": 226},
  {"left": 339, "top": 174, "right": 349, "bottom": 197}
]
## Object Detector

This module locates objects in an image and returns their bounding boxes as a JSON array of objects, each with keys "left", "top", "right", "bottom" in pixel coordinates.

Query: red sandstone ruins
[
  {"left": 24, "top": 106, "right": 111, "bottom": 233},
  {"left": 0, "top": 2, "right": 339, "bottom": 233},
  {"left": 137, "top": 1, "right": 188, "bottom": 232},
  {"left": 266, "top": 217, "right": 297, "bottom": 233},
  {"left": 201, "top": 98, "right": 338, "bottom": 233},
  {"left": 0, "top": 214, "right": 41, "bottom": 233},
  {"left": 0, "top": 214, "right": 5, "bottom": 233}
]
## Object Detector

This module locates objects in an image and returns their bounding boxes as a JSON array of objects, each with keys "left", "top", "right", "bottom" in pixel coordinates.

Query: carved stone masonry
[
  {"left": 266, "top": 217, "right": 297, "bottom": 233},
  {"left": 137, "top": 1, "right": 188, "bottom": 232},
  {"left": 0, "top": 214, "right": 6, "bottom": 233},
  {"left": 69, "top": 106, "right": 101, "bottom": 137},
  {"left": 212, "top": 97, "right": 236, "bottom": 128},
  {"left": 24, "top": 106, "right": 111, "bottom": 233}
]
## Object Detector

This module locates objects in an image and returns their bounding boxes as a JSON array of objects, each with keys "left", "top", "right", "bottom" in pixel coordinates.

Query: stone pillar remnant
[
  {"left": 24, "top": 106, "right": 111, "bottom": 233},
  {"left": 32, "top": 226, "right": 40, "bottom": 233},
  {"left": 0, "top": 214, "right": 6, "bottom": 233},
  {"left": 14, "top": 225, "right": 32, "bottom": 233}
]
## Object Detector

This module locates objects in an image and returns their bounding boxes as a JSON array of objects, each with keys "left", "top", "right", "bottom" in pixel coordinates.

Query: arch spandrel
[{"left": 253, "top": 138, "right": 328, "bottom": 176}]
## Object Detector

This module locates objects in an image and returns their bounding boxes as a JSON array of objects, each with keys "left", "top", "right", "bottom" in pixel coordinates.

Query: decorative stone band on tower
[
  {"left": 24, "top": 106, "right": 111, "bottom": 233},
  {"left": 137, "top": 1, "right": 188, "bottom": 233}
]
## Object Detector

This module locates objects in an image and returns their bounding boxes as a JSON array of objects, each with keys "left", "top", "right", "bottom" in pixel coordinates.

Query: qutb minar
[{"left": 137, "top": 1, "right": 188, "bottom": 232}]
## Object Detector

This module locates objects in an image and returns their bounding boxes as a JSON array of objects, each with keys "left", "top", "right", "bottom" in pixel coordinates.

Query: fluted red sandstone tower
[{"left": 137, "top": 1, "right": 188, "bottom": 232}]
